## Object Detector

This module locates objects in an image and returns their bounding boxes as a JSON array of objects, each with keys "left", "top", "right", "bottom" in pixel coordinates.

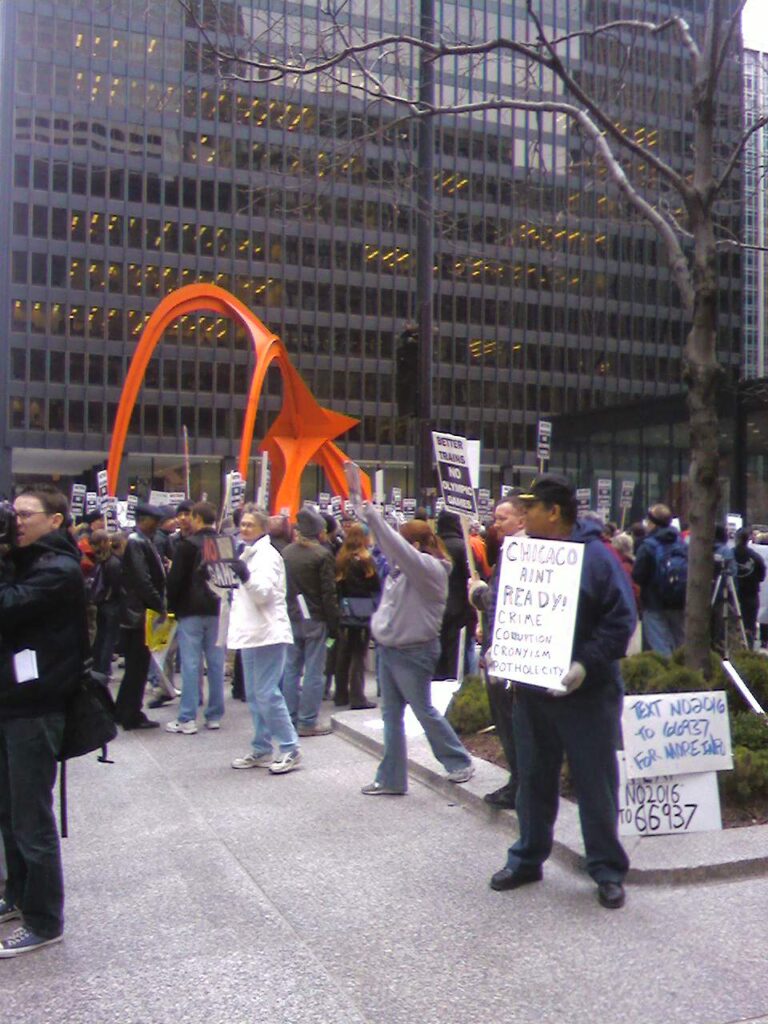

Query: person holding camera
[{"left": 0, "top": 485, "right": 87, "bottom": 956}]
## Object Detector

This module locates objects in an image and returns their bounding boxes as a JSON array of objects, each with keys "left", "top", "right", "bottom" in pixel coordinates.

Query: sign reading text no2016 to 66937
[
  {"left": 432, "top": 431, "right": 477, "bottom": 518},
  {"left": 489, "top": 536, "right": 584, "bottom": 692},
  {"left": 621, "top": 691, "right": 733, "bottom": 780},
  {"left": 617, "top": 753, "right": 721, "bottom": 837}
]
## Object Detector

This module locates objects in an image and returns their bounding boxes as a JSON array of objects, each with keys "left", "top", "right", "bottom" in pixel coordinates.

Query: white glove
[{"left": 548, "top": 661, "right": 586, "bottom": 698}]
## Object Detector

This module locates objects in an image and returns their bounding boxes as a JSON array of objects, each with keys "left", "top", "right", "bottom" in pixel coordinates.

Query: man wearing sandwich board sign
[{"left": 487, "top": 474, "right": 637, "bottom": 910}]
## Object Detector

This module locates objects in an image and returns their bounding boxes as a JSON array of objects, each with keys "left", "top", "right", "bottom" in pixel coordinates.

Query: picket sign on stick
[{"left": 432, "top": 431, "right": 479, "bottom": 581}]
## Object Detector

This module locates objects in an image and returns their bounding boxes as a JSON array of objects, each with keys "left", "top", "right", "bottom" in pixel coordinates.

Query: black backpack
[{"left": 650, "top": 536, "right": 688, "bottom": 609}]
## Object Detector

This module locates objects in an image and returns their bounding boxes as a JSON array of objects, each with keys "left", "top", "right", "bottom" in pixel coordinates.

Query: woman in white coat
[{"left": 228, "top": 505, "right": 300, "bottom": 774}]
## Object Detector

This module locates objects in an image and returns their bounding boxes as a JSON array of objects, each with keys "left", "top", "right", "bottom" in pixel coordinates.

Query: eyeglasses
[{"left": 14, "top": 510, "right": 48, "bottom": 521}]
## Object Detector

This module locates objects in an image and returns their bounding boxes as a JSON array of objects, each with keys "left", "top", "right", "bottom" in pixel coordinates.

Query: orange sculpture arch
[{"left": 106, "top": 283, "right": 371, "bottom": 516}]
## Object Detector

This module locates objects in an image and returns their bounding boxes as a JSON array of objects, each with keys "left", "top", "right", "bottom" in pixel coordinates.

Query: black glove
[{"left": 229, "top": 559, "right": 250, "bottom": 583}]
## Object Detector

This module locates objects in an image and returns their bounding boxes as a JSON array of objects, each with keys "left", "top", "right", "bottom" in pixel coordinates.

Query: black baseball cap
[{"left": 518, "top": 474, "right": 576, "bottom": 507}]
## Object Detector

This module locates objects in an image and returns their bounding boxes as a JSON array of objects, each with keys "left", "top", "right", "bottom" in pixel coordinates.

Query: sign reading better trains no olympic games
[{"left": 432, "top": 431, "right": 478, "bottom": 518}]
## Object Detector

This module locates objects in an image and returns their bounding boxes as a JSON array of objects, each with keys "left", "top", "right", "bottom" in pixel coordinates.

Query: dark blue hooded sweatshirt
[{"left": 561, "top": 518, "right": 637, "bottom": 698}]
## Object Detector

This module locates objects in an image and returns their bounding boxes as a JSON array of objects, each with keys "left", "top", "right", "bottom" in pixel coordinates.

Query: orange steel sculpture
[{"left": 106, "top": 284, "right": 371, "bottom": 515}]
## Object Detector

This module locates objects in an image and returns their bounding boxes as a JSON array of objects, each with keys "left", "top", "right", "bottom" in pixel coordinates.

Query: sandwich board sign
[{"left": 489, "top": 536, "right": 584, "bottom": 692}]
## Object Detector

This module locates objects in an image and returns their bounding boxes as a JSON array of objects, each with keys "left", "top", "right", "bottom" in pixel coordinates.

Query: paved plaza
[{"left": 4, "top": 690, "right": 768, "bottom": 1024}]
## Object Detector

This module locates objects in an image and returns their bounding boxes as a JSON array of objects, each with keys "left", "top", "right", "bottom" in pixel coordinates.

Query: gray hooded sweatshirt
[{"left": 358, "top": 504, "right": 450, "bottom": 647}]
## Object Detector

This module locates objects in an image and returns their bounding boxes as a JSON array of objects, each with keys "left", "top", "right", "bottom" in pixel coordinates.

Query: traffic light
[{"left": 396, "top": 326, "right": 419, "bottom": 417}]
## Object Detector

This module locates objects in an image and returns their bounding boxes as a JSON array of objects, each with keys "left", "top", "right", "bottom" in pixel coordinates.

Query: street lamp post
[{"left": 415, "top": 0, "right": 435, "bottom": 507}]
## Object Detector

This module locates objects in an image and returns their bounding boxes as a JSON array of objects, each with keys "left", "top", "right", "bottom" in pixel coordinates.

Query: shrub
[
  {"left": 445, "top": 674, "right": 492, "bottom": 735},
  {"left": 730, "top": 712, "right": 768, "bottom": 752},
  {"left": 721, "top": 747, "right": 768, "bottom": 804},
  {"left": 730, "top": 651, "right": 768, "bottom": 711},
  {"left": 620, "top": 652, "right": 669, "bottom": 693}
]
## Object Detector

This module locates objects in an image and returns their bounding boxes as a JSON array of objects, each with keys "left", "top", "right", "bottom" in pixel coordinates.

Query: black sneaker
[{"left": 0, "top": 896, "right": 21, "bottom": 924}]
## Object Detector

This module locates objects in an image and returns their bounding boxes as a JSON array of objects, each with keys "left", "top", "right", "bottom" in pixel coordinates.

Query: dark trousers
[
  {"left": 334, "top": 626, "right": 369, "bottom": 706},
  {"left": 231, "top": 650, "right": 245, "bottom": 700},
  {"left": 115, "top": 626, "right": 151, "bottom": 727},
  {"left": 506, "top": 686, "right": 628, "bottom": 884},
  {"left": 485, "top": 673, "right": 517, "bottom": 789},
  {"left": 92, "top": 603, "right": 121, "bottom": 677},
  {"left": 0, "top": 713, "right": 65, "bottom": 938}
]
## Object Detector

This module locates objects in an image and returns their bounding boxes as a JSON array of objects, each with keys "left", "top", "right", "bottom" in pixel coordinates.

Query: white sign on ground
[
  {"left": 432, "top": 431, "right": 477, "bottom": 518},
  {"left": 489, "top": 536, "right": 584, "bottom": 692},
  {"left": 617, "top": 753, "right": 721, "bottom": 837},
  {"left": 622, "top": 691, "right": 733, "bottom": 779}
]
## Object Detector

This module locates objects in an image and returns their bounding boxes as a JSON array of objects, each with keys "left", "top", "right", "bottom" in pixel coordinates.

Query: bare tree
[{"left": 178, "top": 0, "right": 761, "bottom": 672}]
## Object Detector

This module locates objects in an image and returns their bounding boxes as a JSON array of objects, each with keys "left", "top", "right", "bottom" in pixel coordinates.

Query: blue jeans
[
  {"left": 506, "top": 687, "right": 628, "bottom": 884},
  {"left": 642, "top": 608, "right": 684, "bottom": 656},
  {"left": 241, "top": 644, "right": 298, "bottom": 755},
  {"left": 282, "top": 622, "right": 327, "bottom": 729},
  {"left": 375, "top": 640, "right": 471, "bottom": 792},
  {"left": 176, "top": 615, "right": 225, "bottom": 724},
  {"left": 0, "top": 713, "right": 65, "bottom": 939}
]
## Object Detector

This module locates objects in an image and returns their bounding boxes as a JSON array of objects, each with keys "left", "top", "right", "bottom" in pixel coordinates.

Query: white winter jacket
[{"left": 227, "top": 534, "right": 294, "bottom": 649}]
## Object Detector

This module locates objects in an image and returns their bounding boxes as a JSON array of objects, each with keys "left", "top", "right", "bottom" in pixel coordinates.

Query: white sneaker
[
  {"left": 165, "top": 719, "right": 198, "bottom": 735},
  {"left": 231, "top": 752, "right": 274, "bottom": 769},
  {"left": 205, "top": 720, "right": 221, "bottom": 730},
  {"left": 447, "top": 763, "right": 475, "bottom": 784},
  {"left": 269, "top": 749, "right": 302, "bottom": 774}
]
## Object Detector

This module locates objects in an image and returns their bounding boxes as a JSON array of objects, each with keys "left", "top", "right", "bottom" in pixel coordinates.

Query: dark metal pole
[{"left": 415, "top": 0, "right": 435, "bottom": 507}]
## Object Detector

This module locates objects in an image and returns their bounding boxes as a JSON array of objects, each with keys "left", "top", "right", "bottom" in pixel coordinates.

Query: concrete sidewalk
[
  {"left": 4, "top": 693, "right": 768, "bottom": 1024},
  {"left": 334, "top": 706, "right": 768, "bottom": 886}
]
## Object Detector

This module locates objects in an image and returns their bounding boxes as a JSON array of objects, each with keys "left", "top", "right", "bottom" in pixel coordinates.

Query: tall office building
[
  {"left": 0, "top": 1, "right": 743, "bottom": 501},
  {"left": 744, "top": 47, "right": 768, "bottom": 380}
]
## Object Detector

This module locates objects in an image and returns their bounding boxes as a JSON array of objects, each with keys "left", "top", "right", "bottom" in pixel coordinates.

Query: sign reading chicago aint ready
[{"left": 489, "top": 536, "right": 584, "bottom": 692}]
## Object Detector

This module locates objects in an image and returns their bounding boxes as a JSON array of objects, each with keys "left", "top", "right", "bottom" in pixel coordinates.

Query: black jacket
[
  {"left": 283, "top": 539, "right": 339, "bottom": 633},
  {"left": 0, "top": 529, "right": 88, "bottom": 719},
  {"left": 436, "top": 516, "right": 473, "bottom": 622},
  {"left": 120, "top": 528, "right": 166, "bottom": 629},
  {"left": 166, "top": 528, "right": 221, "bottom": 619}
]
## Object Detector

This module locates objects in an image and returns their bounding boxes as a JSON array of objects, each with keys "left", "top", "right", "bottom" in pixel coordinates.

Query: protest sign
[
  {"left": 96, "top": 469, "right": 109, "bottom": 501},
  {"left": 432, "top": 431, "right": 477, "bottom": 518},
  {"left": 617, "top": 754, "right": 721, "bottom": 837},
  {"left": 391, "top": 487, "right": 402, "bottom": 510},
  {"left": 596, "top": 479, "right": 612, "bottom": 522},
  {"left": 318, "top": 492, "right": 331, "bottom": 511},
  {"left": 125, "top": 494, "right": 138, "bottom": 526},
  {"left": 374, "top": 469, "right": 385, "bottom": 505},
  {"left": 149, "top": 490, "right": 170, "bottom": 507},
  {"left": 331, "top": 495, "right": 342, "bottom": 516},
  {"left": 229, "top": 472, "right": 245, "bottom": 510},
  {"left": 536, "top": 420, "right": 552, "bottom": 468},
  {"left": 576, "top": 488, "right": 591, "bottom": 516},
  {"left": 168, "top": 491, "right": 186, "bottom": 507},
  {"left": 85, "top": 491, "right": 98, "bottom": 514},
  {"left": 726, "top": 513, "right": 743, "bottom": 542},
  {"left": 489, "top": 536, "right": 584, "bottom": 692},
  {"left": 402, "top": 498, "right": 416, "bottom": 520},
  {"left": 477, "top": 488, "right": 491, "bottom": 517},
  {"left": 256, "top": 452, "right": 270, "bottom": 508},
  {"left": 619, "top": 480, "right": 635, "bottom": 511},
  {"left": 621, "top": 691, "right": 733, "bottom": 779},
  {"left": 70, "top": 483, "right": 86, "bottom": 519},
  {"left": 102, "top": 497, "right": 119, "bottom": 533}
]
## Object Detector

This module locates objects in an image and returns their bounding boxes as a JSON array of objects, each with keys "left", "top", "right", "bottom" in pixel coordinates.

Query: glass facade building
[
  {"left": 0, "top": 0, "right": 744, "bottom": 502},
  {"left": 744, "top": 48, "right": 768, "bottom": 380}
]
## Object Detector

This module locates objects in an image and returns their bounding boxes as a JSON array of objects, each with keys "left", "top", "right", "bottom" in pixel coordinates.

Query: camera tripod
[{"left": 711, "top": 559, "right": 748, "bottom": 657}]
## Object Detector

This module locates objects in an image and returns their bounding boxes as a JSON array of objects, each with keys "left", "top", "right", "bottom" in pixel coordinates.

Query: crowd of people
[{"left": 1, "top": 474, "right": 765, "bottom": 957}]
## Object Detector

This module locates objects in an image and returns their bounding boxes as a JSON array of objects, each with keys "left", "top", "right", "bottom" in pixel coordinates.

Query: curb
[{"left": 331, "top": 712, "right": 768, "bottom": 886}]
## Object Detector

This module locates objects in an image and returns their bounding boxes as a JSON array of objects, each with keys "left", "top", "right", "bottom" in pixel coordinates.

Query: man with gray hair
[{"left": 282, "top": 507, "right": 339, "bottom": 737}]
